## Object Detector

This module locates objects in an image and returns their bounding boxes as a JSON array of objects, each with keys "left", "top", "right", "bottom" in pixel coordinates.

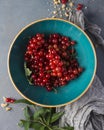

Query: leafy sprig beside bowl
[{"left": 15, "top": 99, "right": 74, "bottom": 130}]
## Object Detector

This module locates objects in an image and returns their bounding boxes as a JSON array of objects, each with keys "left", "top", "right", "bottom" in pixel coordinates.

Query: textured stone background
[{"left": 0, "top": 0, "right": 104, "bottom": 129}]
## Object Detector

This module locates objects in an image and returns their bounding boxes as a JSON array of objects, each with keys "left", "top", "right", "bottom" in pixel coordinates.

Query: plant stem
[
  {"left": 40, "top": 116, "right": 53, "bottom": 130},
  {"left": 47, "top": 126, "right": 53, "bottom": 130},
  {"left": 36, "top": 120, "right": 53, "bottom": 130}
]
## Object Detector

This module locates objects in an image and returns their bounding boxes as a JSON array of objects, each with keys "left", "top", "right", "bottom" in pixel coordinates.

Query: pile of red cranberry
[{"left": 24, "top": 33, "right": 83, "bottom": 91}]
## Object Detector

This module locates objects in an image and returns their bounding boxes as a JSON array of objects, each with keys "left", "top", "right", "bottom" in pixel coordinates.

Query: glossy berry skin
[
  {"left": 77, "top": 4, "right": 83, "bottom": 10},
  {"left": 46, "top": 86, "right": 52, "bottom": 91},
  {"left": 5, "top": 98, "right": 11, "bottom": 102},
  {"left": 5, "top": 98, "right": 15, "bottom": 103},
  {"left": 61, "top": 0, "right": 68, "bottom": 4},
  {"left": 24, "top": 33, "right": 83, "bottom": 91},
  {"left": 10, "top": 99, "right": 16, "bottom": 103}
]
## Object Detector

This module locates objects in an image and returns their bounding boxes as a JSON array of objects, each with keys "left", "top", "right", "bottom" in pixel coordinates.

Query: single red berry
[
  {"left": 65, "top": 76, "right": 70, "bottom": 81},
  {"left": 62, "top": 45, "right": 67, "bottom": 50},
  {"left": 39, "top": 72, "right": 44, "bottom": 77},
  {"left": 40, "top": 82, "right": 45, "bottom": 86},
  {"left": 36, "top": 33, "right": 42, "bottom": 38},
  {"left": 57, "top": 72, "right": 62, "bottom": 77},
  {"left": 78, "top": 67, "right": 83, "bottom": 73},
  {"left": 46, "top": 86, "right": 52, "bottom": 91},
  {"left": 5, "top": 98, "right": 11, "bottom": 102},
  {"left": 65, "top": 42, "right": 70, "bottom": 47},
  {"left": 70, "top": 74, "right": 75, "bottom": 79},
  {"left": 37, "top": 36, "right": 43, "bottom": 40},
  {"left": 32, "top": 38, "right": 37, "bottom": 43},
  {"left": 52, "top": 38, "right": 58, "bottom": 44},
  {"left": 61, "top": 81, "right": 67, "bottom": 86},
  {"left": 70, "top": 41, "right": 75, "bottom": 45},
  {"left": 62, "top": 52, "right": 67, "bottom": 57},
  {"left": 73, "top": 69, "right": 78, "bottom": 75},
  {"left": 53, "top": 44, "right": 58, "bottom": 49},
  {"left": 10, "top": 99, "right": 16, "bottom": 103},
  {"left": 43, "top": 78, "right": 48, "bottom": 83},
  {"left": 61, "top": 40, "right": 66, "bottom": 45},
  {"left": 77, "top": 4, "right": 83, "bottom": 10},
  {"left": 53, "top": 34, "right": 60, "bottom": 39},
  {"left": 45, "top": 74, "right": 50, "bottom": 79},
  {"left": 61, "top": 0, "right": 68, "bottom": 4},
  {"left": 63, "top": 36, "right": 69, "bottom": 41}
]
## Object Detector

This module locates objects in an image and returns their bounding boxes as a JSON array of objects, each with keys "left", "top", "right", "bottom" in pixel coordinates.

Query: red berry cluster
[{"left": 24, "top": 33, "right": 83, "bottom": 91}]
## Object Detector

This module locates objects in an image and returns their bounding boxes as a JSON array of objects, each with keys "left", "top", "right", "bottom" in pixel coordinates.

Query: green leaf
[
  {"left": 27, "top": 76, "right": 33, "bottom": 85},
  {"left": 52, "top": 126, "right": 59, "bottom": 129},
  {"left": 18, "top": 120, "right": 24, "bottom": 127},
  {"left": 18, "top": 119, "right": 46, "bottom": 130},
  {"left": 52, "top": 126, "right": 65, "bottom": 130},
  {"left": 41, "top": 108, "right": 53, "bottom": 125},
  {"left": 50, "top": 111, "right": 64, "bottom": 123},
  {"left": 24, "top": 62, "right": 32, "bottom": 76},
  {"left": 30, "top": 122, "right": 43, "bottom": 129},
  {"left": 33, "top": 108, "right": 45, "bottom": 119},
  {"left": 45, "top": 111, "right": 51, "bottom": 125},
  {"left": 24, "top": 106, "right": 31, "bottom": 120},
  {"left": 62, "top": 126, "right": 74, "bottom": 130},
  {"left": 40, "top": 126, "right": 46, "bottom": 130},
  {"left": 52, "top": 126, "right": 74, "bottom": 130},
  {"left": 14, "top": 99, "right": 34, "bottom": 105},
  {"left": 18, "top": 120, "right": 30, "bottom": 130},
  {"left": 33, "top": 108, "right": 51, "bottom": 120},
  {"left": 24, "top": 62, "right": 33, "bottom": 85}
]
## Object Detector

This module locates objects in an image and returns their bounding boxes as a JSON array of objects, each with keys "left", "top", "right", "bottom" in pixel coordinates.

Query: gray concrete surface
[{"left": 0, "top": 0, "right": 104, "bottom": 130}]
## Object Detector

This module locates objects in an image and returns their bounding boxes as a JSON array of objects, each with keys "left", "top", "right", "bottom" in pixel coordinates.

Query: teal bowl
[{"left": 8, "top": 18, "right": 97, "bottom": 107}]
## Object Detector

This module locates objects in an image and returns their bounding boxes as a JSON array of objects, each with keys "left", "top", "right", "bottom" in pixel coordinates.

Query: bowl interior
[{"left": 8, "top": 19, "right": 96, "bottom": 107}]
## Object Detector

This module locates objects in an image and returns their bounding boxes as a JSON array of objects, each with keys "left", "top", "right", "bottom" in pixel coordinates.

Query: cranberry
[
  {"left": 5, "top": 98, "right": 15, "bottom": 103},
  {"left": 55, "top": 67, "right": 62, "bottom": 72},
  {"left": 41, "top": 83, "right": 45, "bottom": 86},
  {"left": 53, "top": 44, "right": 58, "bottom": 49},
  {"left": 5, "top": 98, "right": 11, "bottom": 102},
  {"left": 73, "top": 69, "right": 78, "bottom": 75},
  {"left": 77, "top": 4, "right": 83, "bottom": 10},
  {"left": 37, "top": 36, "right": 43, "bottom": 40},
  {"left": 62, "top": 45, "right": 67, "bottom": 50},
  {"left": 65, "top": 76, "right": 70, "bottom": 81},
  {"left": 61, "top": 0, "right": 68, "bottom": 4},
  {"left": 70, "top": 41, "right": 75, "bottom": 45},
  {"left": 45, "top": 74, "right": 50, "bottom": 79},
  {"left": 61, "top": 40, "right": 66, "bottom": 45},
  {"left": 46, "top": 86, "right": 52, "bottom": 91},
  {"left": 62, "top": 52, "right": 67, "bottom": 57},
  {"left": 57, "top": 72, "right": 62, "bottom": 77},
  {"left": 61, "top": 81, "right": 67, "bottom": 86},
  {"left": 52, "top": 38, "right": 58, "bottom": 44},
  {"left": 31, "top": 74, "right": 36, "bottom": 79},
  {"left": 78, "top": 67, "right": 83, "bottom": 73},
  {"left": 63, "top": 36, "right": 69, "bottom": 41},
  {"left": 32, "top": 38, "right": 37, "bottom": 43},
  {"left": 70, "top": 74, "right": 75, "bottom": 79},
  {"left": 36, "top": 33, "right": 44, "bottom": 38},
  {"left": 24, "top": 33, "right": 83, "bottom": 91},
  {"left": 39, "top": 72, "right": 44, "bottom": 77},
  {"left": 10, "top": 99, "right": 16, "bottom": 103}
]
